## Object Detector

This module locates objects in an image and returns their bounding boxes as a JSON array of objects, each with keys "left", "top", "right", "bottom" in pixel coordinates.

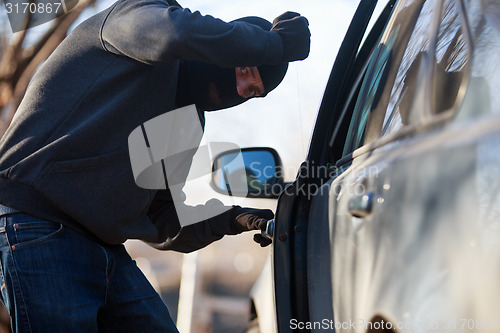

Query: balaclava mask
[{"left": 176, "top": 16, "right": 289, "bottom": 111}]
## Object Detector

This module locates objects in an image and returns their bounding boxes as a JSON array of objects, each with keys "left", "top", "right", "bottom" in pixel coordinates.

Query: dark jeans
[{"left": 0, "top": 205, "right": 178, "bottom": 332}]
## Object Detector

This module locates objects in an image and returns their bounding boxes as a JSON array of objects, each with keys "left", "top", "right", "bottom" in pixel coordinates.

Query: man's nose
[{"left": 236, "top": 80, "right": 248, "bottom": 98}]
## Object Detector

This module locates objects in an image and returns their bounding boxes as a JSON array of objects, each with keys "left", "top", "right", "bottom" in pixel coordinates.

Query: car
[{"left": 213, "top": 0, "right": 500, "bottom": 331}]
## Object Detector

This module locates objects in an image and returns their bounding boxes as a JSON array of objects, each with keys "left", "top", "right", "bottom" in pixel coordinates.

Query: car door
[
  {"left": 272, "top": 0, "right": 397, "bottom": 331},
  {"left": 307, "top": 0, "right": 500, "bottom": 332}
]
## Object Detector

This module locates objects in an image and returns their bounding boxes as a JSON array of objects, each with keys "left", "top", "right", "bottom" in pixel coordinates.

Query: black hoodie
[{"left": 0, "top": 0, "right": 283, "bottom": 250}]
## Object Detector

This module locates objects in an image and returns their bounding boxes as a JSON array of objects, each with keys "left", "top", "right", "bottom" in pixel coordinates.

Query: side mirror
[{"left": 211, "top": 148, "right": 283, "bottom": 198}]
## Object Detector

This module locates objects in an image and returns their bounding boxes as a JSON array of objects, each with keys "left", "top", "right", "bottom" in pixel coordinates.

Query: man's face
[
  {"left": 182, "top": 62, "right": 266, "bottom": 111},
  {"left": 206, "top": 66, "right": 264, "bottom": 108},
  {"left": 235, "top": 67, "right": 265, "bottom": 99}
]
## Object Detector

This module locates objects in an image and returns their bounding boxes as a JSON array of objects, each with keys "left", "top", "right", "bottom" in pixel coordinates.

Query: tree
[{"left": 0, "top": 0, "right": 97, "bottom": 136}]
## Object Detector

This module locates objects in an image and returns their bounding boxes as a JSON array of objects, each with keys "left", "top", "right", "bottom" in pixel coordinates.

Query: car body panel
[
  {"left": 328, "top": 114, "right": 500, "bottom": 331},
  {"left": 310, "top": 0, "right": 500, "bottom": 330},
  {"left": 250, "top": 256, "right": 278, "bottom": 333}
]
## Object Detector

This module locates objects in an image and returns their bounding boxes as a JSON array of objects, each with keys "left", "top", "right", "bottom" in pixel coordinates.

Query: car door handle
[
  {"left": 348, "top": 192, "right": 374, "bottom": 218},
  {"left": 261, "top": 219, "right": 274, "bottom": 240}
]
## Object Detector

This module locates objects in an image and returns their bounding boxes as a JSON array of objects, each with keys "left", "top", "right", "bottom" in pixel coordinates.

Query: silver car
[{"left": 215, "top": 0, "right": 500, "bottom": 331}]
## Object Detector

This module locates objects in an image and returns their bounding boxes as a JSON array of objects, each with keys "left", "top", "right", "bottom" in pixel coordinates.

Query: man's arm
[
  {"left": 146, "top": 191, "right": 273, "bottom": 253},
  {"left": 100, "top": 0, "right": 283, "bottom": 66}
]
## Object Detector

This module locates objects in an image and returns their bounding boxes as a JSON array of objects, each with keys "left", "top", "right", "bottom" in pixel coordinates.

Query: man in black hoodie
[{"left": 0, "top": 0, "right": 310, "bottom": 331}]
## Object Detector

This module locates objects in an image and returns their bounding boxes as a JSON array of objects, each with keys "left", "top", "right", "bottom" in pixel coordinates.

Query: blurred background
[{"left": 0, "top": 0, "right": 358, "bottom": 331}]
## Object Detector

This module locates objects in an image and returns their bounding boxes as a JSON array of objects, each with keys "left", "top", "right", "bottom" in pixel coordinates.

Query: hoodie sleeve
[
  {"left": 145, "top": 191, "right": 244, "bottom": 253},
  {"left": 100, "top": 0, "right": 283, "bottom": 66}
]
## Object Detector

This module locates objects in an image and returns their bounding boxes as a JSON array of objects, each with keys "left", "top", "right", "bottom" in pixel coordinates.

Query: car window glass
[
  {"left": 326, "top": 0, "right": 395, "bottom": 165},
  {"left": 431, "top": 1, "right": 470, "bottom": 114},
  {"left": 342, "top": 0, "right": 477, "bottom": 157},
  {"left": 383, "top": 0, "right": 470, "bottom": 135},
  {"left": 351, "top": 33, "right": 398, "bottom": 149},
  {"left": 380, "top": 1, "right": 435, "bottom": 135},
  {"left": 458, "top": 0, "right": 500, "bottom": 118},
  {"left": 342, "top": 0, "right": 428, "bottom": 156}
]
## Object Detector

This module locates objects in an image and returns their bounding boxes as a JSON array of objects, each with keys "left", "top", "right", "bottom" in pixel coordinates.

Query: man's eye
[
  {"left": 248, "top": 87, "right": 255, "bottom": 97},
  {"left": 241, "top": 67, "right": 248, "bottom": 74}
]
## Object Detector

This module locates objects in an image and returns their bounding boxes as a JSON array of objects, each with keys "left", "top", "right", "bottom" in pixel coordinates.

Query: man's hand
[
  {"left": 232, "top": 206, "right": 274, "bottom": 247},
  {"left": 233, "top": 206, "right": 274, "bottom": 232},
  {"left": 271, "top": 11, "right": 311, "bottom": 62},
  {"left": 253, "top": 233, "right": 272, "bottom": 247}
]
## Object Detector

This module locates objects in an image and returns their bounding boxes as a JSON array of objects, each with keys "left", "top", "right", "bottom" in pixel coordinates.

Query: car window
[
  {"left": 342, "top": 0, "right": 472, "bottom": 156},
  {"left": 325, "top": 0, "right": 395, "bottom": 166},
  {"left": 342, "top": 0, "right": 427, "bottom": 156},
  {"left": 458, "top": 0, "right": 500, "bottom": 119},
  {"left": 381, "top": 0, "right": 470, "bottom": 135}
]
